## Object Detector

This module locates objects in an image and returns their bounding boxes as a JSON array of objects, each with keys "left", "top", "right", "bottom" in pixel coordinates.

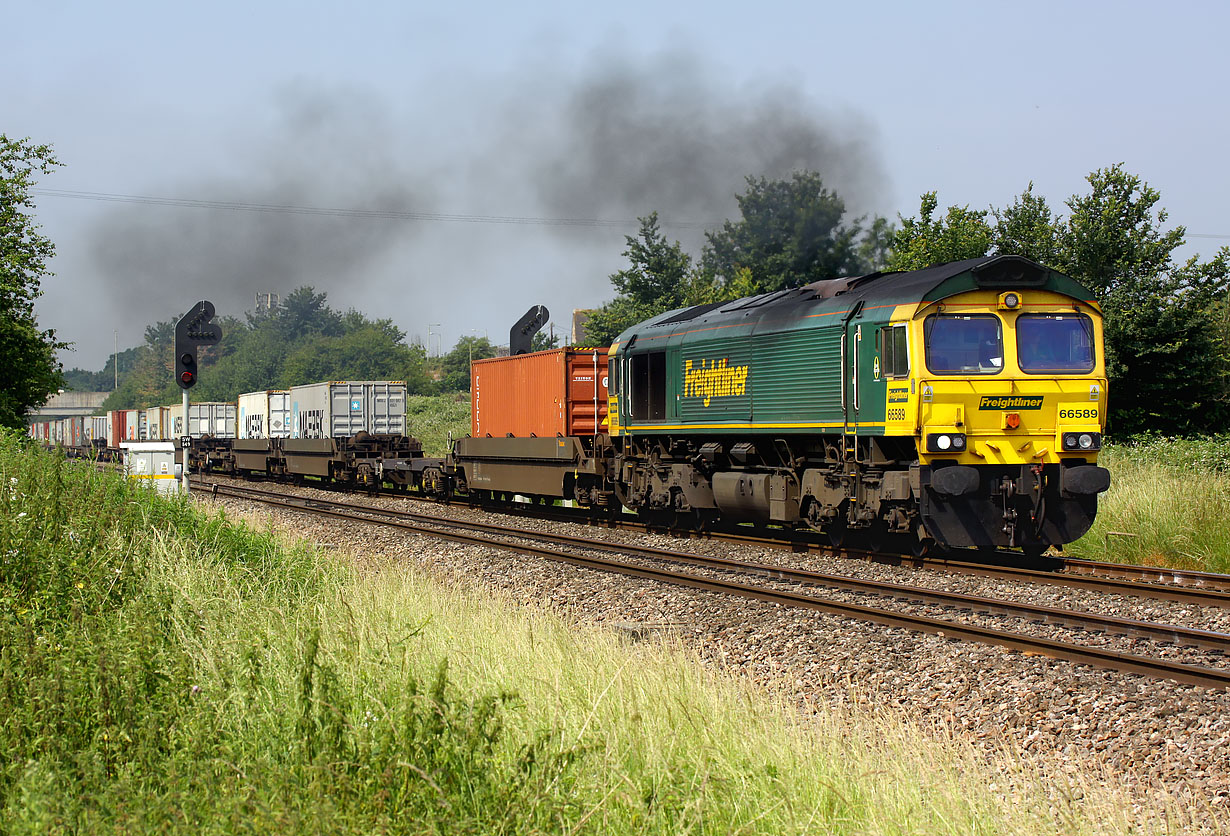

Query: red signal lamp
[{"left": 180, "top": 371, "right": 195, "bottom": 385}]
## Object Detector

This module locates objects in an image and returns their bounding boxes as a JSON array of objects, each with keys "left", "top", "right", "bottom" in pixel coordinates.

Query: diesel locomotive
[{"left": 605, "top": 254, "right": 1111, "bottom": 554}]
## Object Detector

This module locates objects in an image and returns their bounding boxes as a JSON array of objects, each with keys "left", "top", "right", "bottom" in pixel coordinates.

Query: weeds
[
  {"left": 0, "top": 431, "right": 1169, "bottom": 834},
  {"left": 0, "top": 432, "right": 578, "bottom": 833},
  {"left": 404, "top": 394, "right": 470, "bottom": 457},
  {"left": 1066, "top": 438, "right": 1230, "bottom": 572}
]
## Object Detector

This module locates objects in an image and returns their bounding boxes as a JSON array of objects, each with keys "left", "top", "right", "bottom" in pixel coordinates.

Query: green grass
[
  {"left": 0, "top": 433, "right": 1179, "bottom": 834},
  {"left": 405, "top": 393, "right": 471, "bottom": 456},
  {"left": 1065, "top": 436, "right": 1230, "bottom": 573}
]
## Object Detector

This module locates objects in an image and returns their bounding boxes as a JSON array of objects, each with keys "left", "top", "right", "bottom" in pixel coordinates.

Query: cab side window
[{"left": 880, "top": 324, "right": 909, "bottom": 377}]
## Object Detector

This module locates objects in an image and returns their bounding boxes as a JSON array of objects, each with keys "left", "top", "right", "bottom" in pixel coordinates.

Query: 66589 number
[{"left": 1059, "top": 408, "right": 1098, "bottom": 420}]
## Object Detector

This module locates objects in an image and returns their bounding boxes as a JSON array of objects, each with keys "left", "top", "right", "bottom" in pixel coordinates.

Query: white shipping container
[
  {"left": 145, "top": 407, "right": 172, "bottom": 441},
  {"left": 238, "top": 390, "right": 291, "bottom": 438},
  {"left": 167, "top": 404, "right": 184, "bottom": 437},
  {"left": 289, "top": 381, "right": 406, "bottom": 439}
]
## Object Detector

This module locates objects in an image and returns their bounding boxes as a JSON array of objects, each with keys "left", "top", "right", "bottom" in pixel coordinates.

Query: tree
[
  {"left": 1056, "top": 165, "right": 1229, "bottom": 434},
  {"left": 703, "top": 171, "right": 879, "bottom": 291},
  {"left": 0, "top": 135, "right": 67, "bottom": 428},
  {"left": 439, "top": 335, "right": 497, "bottom": 391},
  {"left": 275, "top": 286, "right": 343, "bottom": 341},
  {"left": 584, "top": 213, "right": 698, "bottom": 345},
  {"left": 530, "top": 329, "right": 560, "bottom": 352},
  {"left": 888, "top": 192, "right": 993, "bottom": 271},
  {"left": 94, "top": 286, "right": 448, "bottom": 407},
  {"left": 991, "top": 183, "right": 1061, "bottom": 266}
]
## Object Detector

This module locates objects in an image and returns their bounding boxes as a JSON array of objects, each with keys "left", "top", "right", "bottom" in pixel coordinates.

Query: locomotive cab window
[
  {"left": 879, "top": 324, "right": 909, "bottom": 377},
  {"left": 1017, "top": 314, "right": 1095, "bottom": 373},
  {"left": 924, "top": 314, "right": 1003, "bottom": 375},
  {"left": 629, "top": 351, "right": 667, "bottom": 420}
]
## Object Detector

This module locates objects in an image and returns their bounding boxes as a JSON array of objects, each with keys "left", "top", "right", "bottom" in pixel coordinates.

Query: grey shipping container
[
  {"left": 188, "top": 402, "right": 237, "bottom": 438},
  {"left": 238, "top": 390, "right": 291, "bottom": 439},
  {"left": 289, "top": 381, "right": 406, "bottom": 439},
  {"left": 89, "top": 415, "right": 110, "bottom": 445}
]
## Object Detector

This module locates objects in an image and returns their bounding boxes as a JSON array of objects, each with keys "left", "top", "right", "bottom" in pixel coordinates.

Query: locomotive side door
[{"left": 840, "top": 302, "right": 865, "bottom": 441}]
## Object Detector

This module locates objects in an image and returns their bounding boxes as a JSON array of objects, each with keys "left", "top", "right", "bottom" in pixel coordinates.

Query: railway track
[
  {"left": 366, "top": 478, "right": 1230, "bottom": 607},
  {"left": 197, "top": 477, "right": 1230, "bottom": 689}
]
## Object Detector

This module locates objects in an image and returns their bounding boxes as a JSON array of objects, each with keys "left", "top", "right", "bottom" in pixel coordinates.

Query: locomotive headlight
[
  {"left": 1062, "top": 432, "right": 1102, "bottom": 451},
  {"left": 998, "top": 291, "right": 1023, "bottom": 310},
  {"left": 927, "top": 432, "right": 967, "bottom": 453}
]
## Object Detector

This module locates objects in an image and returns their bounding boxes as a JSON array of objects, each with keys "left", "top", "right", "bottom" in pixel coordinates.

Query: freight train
[{"left": 34, "top": 255, "right": 1110, "bottom": 557}]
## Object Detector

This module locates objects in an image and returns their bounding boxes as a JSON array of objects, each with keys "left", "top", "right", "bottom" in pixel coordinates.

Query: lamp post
[
  {"left": 468, "top": 329, "right": 482, "bottom": 366},
  {"left": 427, "top": 323, "right": 441, "bottom": 357}
]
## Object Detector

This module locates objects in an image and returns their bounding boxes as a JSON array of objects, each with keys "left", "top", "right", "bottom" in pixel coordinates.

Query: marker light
[{"left": 927, "top": 433, "right": 968, "bottom": 453}]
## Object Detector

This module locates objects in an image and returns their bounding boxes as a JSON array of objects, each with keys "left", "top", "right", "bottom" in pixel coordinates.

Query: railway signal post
[{"left": 175, "top": 301, "right": 222, "bottom": 493}]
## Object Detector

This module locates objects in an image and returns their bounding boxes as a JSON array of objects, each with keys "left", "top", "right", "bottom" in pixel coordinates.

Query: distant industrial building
[{"left": 571, "top": 309, "right": 595, "bottom": 346}]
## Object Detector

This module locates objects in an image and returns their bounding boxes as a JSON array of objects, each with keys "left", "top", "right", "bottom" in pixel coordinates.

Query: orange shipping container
[{"left": 471, "top": 347, "right": 609, "bottom": 439}]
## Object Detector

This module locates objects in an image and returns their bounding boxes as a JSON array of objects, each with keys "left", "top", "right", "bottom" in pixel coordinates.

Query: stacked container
[
  {"left": 288, "top": 381, "right": 406, "bottom": 439},
  {"left": 238, "top": 390, "right": 291, "bottom": 438}
]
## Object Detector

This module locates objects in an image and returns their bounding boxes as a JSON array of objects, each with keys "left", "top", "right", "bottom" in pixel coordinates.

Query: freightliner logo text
[
  {"left": 684, "top": 358, "right": 749, "bottom": 407},
  {"left": 978, "top": 396, "right": 1044, "bottom": 410}
]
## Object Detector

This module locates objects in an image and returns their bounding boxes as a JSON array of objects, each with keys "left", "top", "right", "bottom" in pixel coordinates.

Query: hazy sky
[{"left": 7, "top": 0, "right": 1228, "bottom": 366}]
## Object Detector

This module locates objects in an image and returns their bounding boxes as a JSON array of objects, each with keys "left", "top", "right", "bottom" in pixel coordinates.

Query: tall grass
[
  {"left": 405, "top": 394, "right": 471, "bottom": 456},
  {"left": 0, "top": 433, "right": 1183, "bottom": 833},
  {"left": 1065, "top": 437, "right": 1230, "bottom": 573}
]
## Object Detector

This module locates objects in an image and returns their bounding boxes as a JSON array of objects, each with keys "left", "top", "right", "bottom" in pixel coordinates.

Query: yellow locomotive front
[{"left": 889, "top": 282, "right": 1111, "bottom": 552}]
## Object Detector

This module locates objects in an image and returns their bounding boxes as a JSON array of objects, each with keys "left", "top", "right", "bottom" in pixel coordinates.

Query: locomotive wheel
[
  {"left": 909, "top": 519, "right": 935, "bottom": 557},
  {"left": 909, "top": 534, "right": 934, "bottom": 558},
  {"left": 865, "top": 521, "right": 888, "bottom": 554},
  {"left": 824, "top": 518, "right": 846, "bottom": 549}
]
